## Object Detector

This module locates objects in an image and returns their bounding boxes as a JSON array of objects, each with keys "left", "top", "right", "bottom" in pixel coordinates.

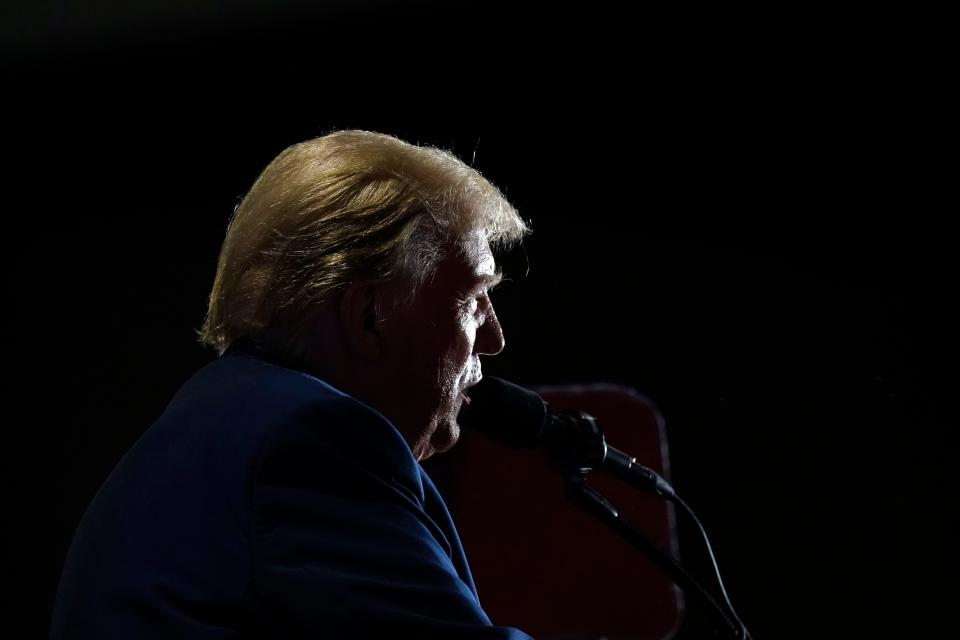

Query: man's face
[{"left": 377, "top": 231, "right": 505, "bottom": 461}]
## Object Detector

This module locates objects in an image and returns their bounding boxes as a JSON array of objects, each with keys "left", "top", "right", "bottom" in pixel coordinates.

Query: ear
[{"left": 338, "top": 281, "right": 384, "bottom": 360}]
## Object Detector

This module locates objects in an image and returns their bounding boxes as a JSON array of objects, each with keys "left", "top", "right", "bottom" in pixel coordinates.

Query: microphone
[{"left": 462, "top": 377, "right": 675, "bottom": 497}]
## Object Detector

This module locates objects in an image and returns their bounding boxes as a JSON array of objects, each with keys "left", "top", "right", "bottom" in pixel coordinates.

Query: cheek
[
  {"left": 452, "top": 318, "right": 478, "bottom": 365},
  {"left": 436, "top": 324, "right": 476, "bottom": 387}
]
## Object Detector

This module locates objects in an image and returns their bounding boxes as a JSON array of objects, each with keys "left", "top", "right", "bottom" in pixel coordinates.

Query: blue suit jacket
[{"left": 51, "top": 343, "right": 532, "bottom": 639}]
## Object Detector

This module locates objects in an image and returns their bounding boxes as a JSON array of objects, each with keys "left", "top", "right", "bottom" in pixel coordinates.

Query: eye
[
  {"left": 457, "top": 282, "right": 498, "bottom": 317},
  {"left": 460, "top": 296, "right": 480, "bottom": 315}
]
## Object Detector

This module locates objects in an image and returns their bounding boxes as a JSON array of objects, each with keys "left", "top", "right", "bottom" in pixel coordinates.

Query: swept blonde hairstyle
[{"left": 199, "top": 130, "right": 529, "bottom": 359}]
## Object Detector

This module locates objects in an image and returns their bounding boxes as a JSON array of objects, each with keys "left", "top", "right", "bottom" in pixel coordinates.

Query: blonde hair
[{"left": 199, "top": 130, "right": 529, "bottom": 359}]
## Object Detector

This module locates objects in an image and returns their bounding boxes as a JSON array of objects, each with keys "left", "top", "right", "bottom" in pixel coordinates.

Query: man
[{"left": 51, "top": 130, "right": 533, "bottom": 638}]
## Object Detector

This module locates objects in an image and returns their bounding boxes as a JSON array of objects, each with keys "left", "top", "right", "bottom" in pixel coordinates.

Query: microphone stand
[
  {"left": 461, "top": 377, "right": 751, "bottom": 637},
  {"left": 562, "top": 468, "right": 749, "bottom": 639}
]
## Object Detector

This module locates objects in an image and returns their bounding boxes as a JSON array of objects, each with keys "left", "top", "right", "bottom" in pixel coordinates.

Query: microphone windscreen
[{"left": 460, "top": 377, "right": 548, "bottom": 449}]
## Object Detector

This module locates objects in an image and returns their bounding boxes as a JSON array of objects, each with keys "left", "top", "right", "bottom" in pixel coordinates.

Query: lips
[
  {"left": 463, "top": 375, "right": 482, "bottom": 390},
  {"left": 459, "top": 376, "right": 483, "bottom": 408}
]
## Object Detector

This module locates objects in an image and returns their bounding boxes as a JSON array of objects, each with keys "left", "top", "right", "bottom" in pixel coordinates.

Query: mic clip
[
  {"left": 547, "top": 409, "right": 676, "bottom": 498},
  {"left": 544, "top": 410, "right": 607, "bottom": 472}
]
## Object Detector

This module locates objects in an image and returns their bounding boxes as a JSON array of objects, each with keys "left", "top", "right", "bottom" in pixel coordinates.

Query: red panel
[{"left": 447, "top": 384, "right": 683, "bottom": 640}]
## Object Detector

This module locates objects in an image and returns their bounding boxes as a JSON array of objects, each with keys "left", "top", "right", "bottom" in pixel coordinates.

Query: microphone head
[{"left": 460, "top": 377, "right": 549, "bottom": 449}]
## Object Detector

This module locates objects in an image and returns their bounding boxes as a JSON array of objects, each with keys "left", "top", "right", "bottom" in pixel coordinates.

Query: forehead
[
  {"left": 459, "top": 231, "right": 497, "bottom": 276},
  {"left": 432, "top": 231, "right": 499, "bottom": 293}
]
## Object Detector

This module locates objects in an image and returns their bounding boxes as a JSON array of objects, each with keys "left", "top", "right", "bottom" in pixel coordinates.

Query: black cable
[
  {"left": 564, "top": 473, "right": 748, "bottom": 639},
  {"left": 668, "top": 493, "right": 751, "bottom": 639}
]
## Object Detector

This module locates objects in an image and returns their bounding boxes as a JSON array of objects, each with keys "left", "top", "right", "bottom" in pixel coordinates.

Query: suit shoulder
[{"left": 158, "top": 353, "right": 421, "bottom": 495}]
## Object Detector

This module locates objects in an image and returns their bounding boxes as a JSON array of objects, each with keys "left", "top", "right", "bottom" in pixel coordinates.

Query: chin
[
  {"left": 413, "top": 443, "right": 435, "bottom": 462},
  {"left": 428, "top": 418, "right": 460, "bottom": 456}
]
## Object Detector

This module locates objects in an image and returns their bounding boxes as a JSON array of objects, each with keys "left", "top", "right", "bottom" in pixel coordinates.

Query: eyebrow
[
  {"left": 462, "top": 271, "right": 503, "bottom": 298},
  {"left": 479, "top": 270, "right": 504, "bottom": 290}
]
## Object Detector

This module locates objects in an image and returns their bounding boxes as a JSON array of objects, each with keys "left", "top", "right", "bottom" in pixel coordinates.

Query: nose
[{"left": 475, "top": 304, "right": 506, "bottom": 356}]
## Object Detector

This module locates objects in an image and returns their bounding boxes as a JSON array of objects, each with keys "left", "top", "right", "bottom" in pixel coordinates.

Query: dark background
[{"left": 13, "top": 3, "right": 955, "bottom": 638}]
